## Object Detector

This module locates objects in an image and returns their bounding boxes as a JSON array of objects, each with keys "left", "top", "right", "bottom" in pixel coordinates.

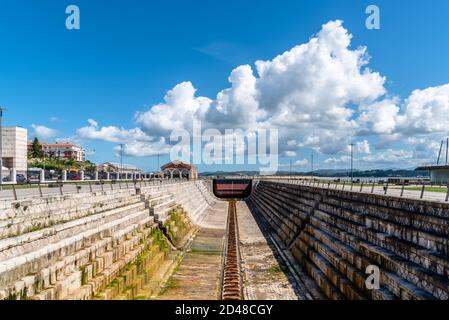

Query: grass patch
[
  {"left": 163, "top": 208, "right": 191, "bottom": 246},
  {"left": 268, "top": 265, "right": 283, "bottom": 275},
  {"left": 404, "top": 186, "right": 448, "bottom": 193},
  {"left": 151, "top": 229, "right": 170, "bottom": 253}
]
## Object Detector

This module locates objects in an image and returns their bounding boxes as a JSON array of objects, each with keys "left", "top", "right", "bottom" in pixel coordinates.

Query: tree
[{"left": 29, "top": 137, "right": 44, "bottom": 159}]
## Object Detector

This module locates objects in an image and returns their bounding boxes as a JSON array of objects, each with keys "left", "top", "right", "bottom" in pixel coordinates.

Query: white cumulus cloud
[{"left": 31, "top": 124, "right": 58, "bottom": 139}]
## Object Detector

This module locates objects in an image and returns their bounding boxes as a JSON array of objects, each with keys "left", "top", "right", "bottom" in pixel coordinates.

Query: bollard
[
  {"left": 446, "top": 184, "right": 449, "bottom": 202},
  {"left": 350, "top": 182, "right": 354, "bottom": 191},
  {"left": 12, "top": 184, "right": 17, "bottom": 201},
  {"left": 400, "top": 183, "right": 405, "bottom": 197},
  {"left": 40, "top": 169, "right": 45, "bottom": 184},
  {"left": 89, "top": 181, "right": 93, "bottom": 193},
  {"left": 76, "top": 183, "right": 80, "bottom": 193},
  {"left": 328, "top": 181, "right": 331, "bottom": 189},
  {"left": 10, "top": 168, "right": 17, "bottom": 184},
  {"left": 342, "top": 182, "right": 346, "bottom": 190},
  {"left": 110, "top": 181, "right": 113, "bottom": 190},
  {"left": 371, "top": 182, "right": 375, "bottom": 194},
  {"left": 420, "top": 184, "right": 425, "bottom": 199},
  {"left": 59, "top": 183, "right": 63, "bottom": 196},
  {"left": 384, "top": 183, "right": 389, "bottom": 195},
  {"left": 38, "top": 183, "right": 43, "bottom": 197},
  {"left": 360, "top": 182, "right": 364, "bottom": 192}
]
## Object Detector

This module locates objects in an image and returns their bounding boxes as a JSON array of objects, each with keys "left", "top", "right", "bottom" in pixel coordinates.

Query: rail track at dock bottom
[{"left": 221, "top": 200, "right": 243, "bottom": 300}]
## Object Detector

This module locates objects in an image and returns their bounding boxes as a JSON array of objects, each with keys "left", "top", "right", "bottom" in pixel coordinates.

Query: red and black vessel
[{"left": 212, "top": 179, "right": 252, "bottom": 199}]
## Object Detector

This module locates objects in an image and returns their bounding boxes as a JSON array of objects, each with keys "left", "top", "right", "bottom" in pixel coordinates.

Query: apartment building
[{"left": 1, "top": 127, "right": 28, "bottom": 173}]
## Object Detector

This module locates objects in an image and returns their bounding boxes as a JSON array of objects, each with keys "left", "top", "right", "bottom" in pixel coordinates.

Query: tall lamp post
[
  {"left": 349, "top": 143, "right": 355, "bottom": 183},
  {"left": 0, "top": 107, "right": 5, "bottom": 191},
  {"left": 156, "top": 153, "right": 160, "bottom": 177},
  {"left": 311, "top": 153, "right": 314, "bottom": 177},
  {"left": 119, "top": 143, "right": 124, "bottom": 179}
]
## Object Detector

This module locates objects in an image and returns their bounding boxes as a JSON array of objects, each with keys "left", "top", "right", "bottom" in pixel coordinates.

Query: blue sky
[{"left": 1, "top": 0, "right": 449, "bottom": 172}]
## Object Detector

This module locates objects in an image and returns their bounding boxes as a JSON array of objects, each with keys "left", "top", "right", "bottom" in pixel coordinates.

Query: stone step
[
  {"left": 296, "top": 231, "right": 369, "bottom": 300},
  {"left": 309, "top": 212, "right": 447, "bottom": 299},
  {"left": 250, "top": 191, "right": 299, "bottom": 243},
  {"left": 251, "top": 181, "right": 449, "bottom": 300},
  {"left": 302, "top": 224, "right": 430, "bottom": 300},
  {"left": 248, "top": 193, "right": 294, "bottom": 244},
  {"left": 4, "top": 219, "right": 155, "bottom": 300},
  {"left": 0, "top": 209, "right": 153, "bottom": 289},
  {"left": 0, "top": 192, "right": 142, "bottom": 239},
  {"left": 0, "top": 202, "right": 147, "bottom": 262},
  {"left": 313, "top": 206, "right": 449, "bottom": 285},
  {"left": 319, "top": 198, "right": 449, "bottom": 253},
  {"left": 256, "top": 187, "right": 311, "bottom": 226}
]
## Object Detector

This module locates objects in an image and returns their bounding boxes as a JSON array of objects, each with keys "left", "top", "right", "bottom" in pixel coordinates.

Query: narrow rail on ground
[{"left": 221, "top": 200, "right": 243, "bottom": 300}]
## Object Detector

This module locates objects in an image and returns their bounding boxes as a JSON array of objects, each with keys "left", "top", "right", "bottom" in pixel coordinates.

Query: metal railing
[
  {"left": 265, "top": 178, "right": 449, "bottom": 203},
  {"left": 0, "top": 178, "right": 190, "bottom": 201}
]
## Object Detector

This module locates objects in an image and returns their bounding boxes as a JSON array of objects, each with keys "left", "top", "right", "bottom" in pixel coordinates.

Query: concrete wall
[
  {"left": 248, "top": 181, "right": 449, "bottom": 300},
  {"left": 0, "top": 181, "right": 214, "bottom": 300}
]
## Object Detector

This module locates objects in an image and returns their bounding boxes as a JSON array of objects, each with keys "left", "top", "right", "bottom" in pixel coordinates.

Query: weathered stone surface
[
  {"left": 248, "top": 181, "right": 449, "bottom": 300},
  {"left": 0, "top": 181, "right": 214, "bottom": 300}
]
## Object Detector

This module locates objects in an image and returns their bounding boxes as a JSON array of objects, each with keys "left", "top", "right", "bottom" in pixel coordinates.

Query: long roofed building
[{"left": 161, "top": 160, "right": 198, "bottom": 180}]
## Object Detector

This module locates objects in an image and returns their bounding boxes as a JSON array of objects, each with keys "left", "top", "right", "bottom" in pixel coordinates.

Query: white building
[
  {"left": 1, "top": 127, "right": 28, "bottom": 173},
  {"left": 97, "top": 162, "right": 142, "bottom": 174},
  {"left": 416, "top": 165, "right": 449, "bottom": 184},
  {"left": 30, "top": 142, "right": 86, "bottom": 162}
]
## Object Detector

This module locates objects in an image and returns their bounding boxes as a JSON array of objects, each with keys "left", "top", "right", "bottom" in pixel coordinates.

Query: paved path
[
  {"left": 274, "top": 180, "right": 449, "bottom": 203},
  {"left": 0, "top": 181, "right": 159, "bottom": 201},
  {"left": 237, "top": 201, "right": 299, "bottom": 300}
]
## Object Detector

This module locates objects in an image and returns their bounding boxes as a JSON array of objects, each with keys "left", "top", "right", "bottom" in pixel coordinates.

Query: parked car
[
  {"left": 27, "top": 174, "right": 40, "bottom": 183},
  {"left": 67, "top": 173, "right": 81, "bottom": 180},
  {"left": 16, "top": 174, "right": 27, "bottom": 184},
  {"left": 1, "top": 174, "right": 27, "bottom": 183}
]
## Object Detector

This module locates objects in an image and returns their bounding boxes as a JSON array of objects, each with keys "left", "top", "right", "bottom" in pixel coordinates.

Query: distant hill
[{"left": 199, "top": 169, "right": 430, "bottom": 178}]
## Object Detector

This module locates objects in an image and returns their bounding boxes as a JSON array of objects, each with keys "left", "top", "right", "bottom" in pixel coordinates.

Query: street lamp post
[
  {"left": 350, "top": 143, "right": 355, "bottom": 183},
  {"left": 119, "top": 143, "right": 124, "bottom": 180},
  {"left": 311, "top": 153, "right": 314, "bottom": 176},
  {"left": 0, "top": 107, "right": 5, "bottom": 191}
]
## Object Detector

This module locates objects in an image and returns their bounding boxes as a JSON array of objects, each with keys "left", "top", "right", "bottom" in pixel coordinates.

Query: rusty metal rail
[{"left": 221, "top": 200, "right": 243, "bottom": 300}]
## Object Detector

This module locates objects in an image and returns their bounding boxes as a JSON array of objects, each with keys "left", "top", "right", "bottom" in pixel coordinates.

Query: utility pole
[
  {"left": 446, "top": 138, "right": 449, "bottom": 165},
  {"left": 350, "top": 143, "right": 355, "bottom": 183},
  {"left": 290, "top": 160, "right": 292, "bottom": 176},
  {"left": 0, "top": 107, "right": 4, "bottom": 191},
  {"left": 311, "top": 153, "right": 314, "bottom": 176},
  {"left": 119, "top": 143, "right": 124, "bottom": 179}
]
